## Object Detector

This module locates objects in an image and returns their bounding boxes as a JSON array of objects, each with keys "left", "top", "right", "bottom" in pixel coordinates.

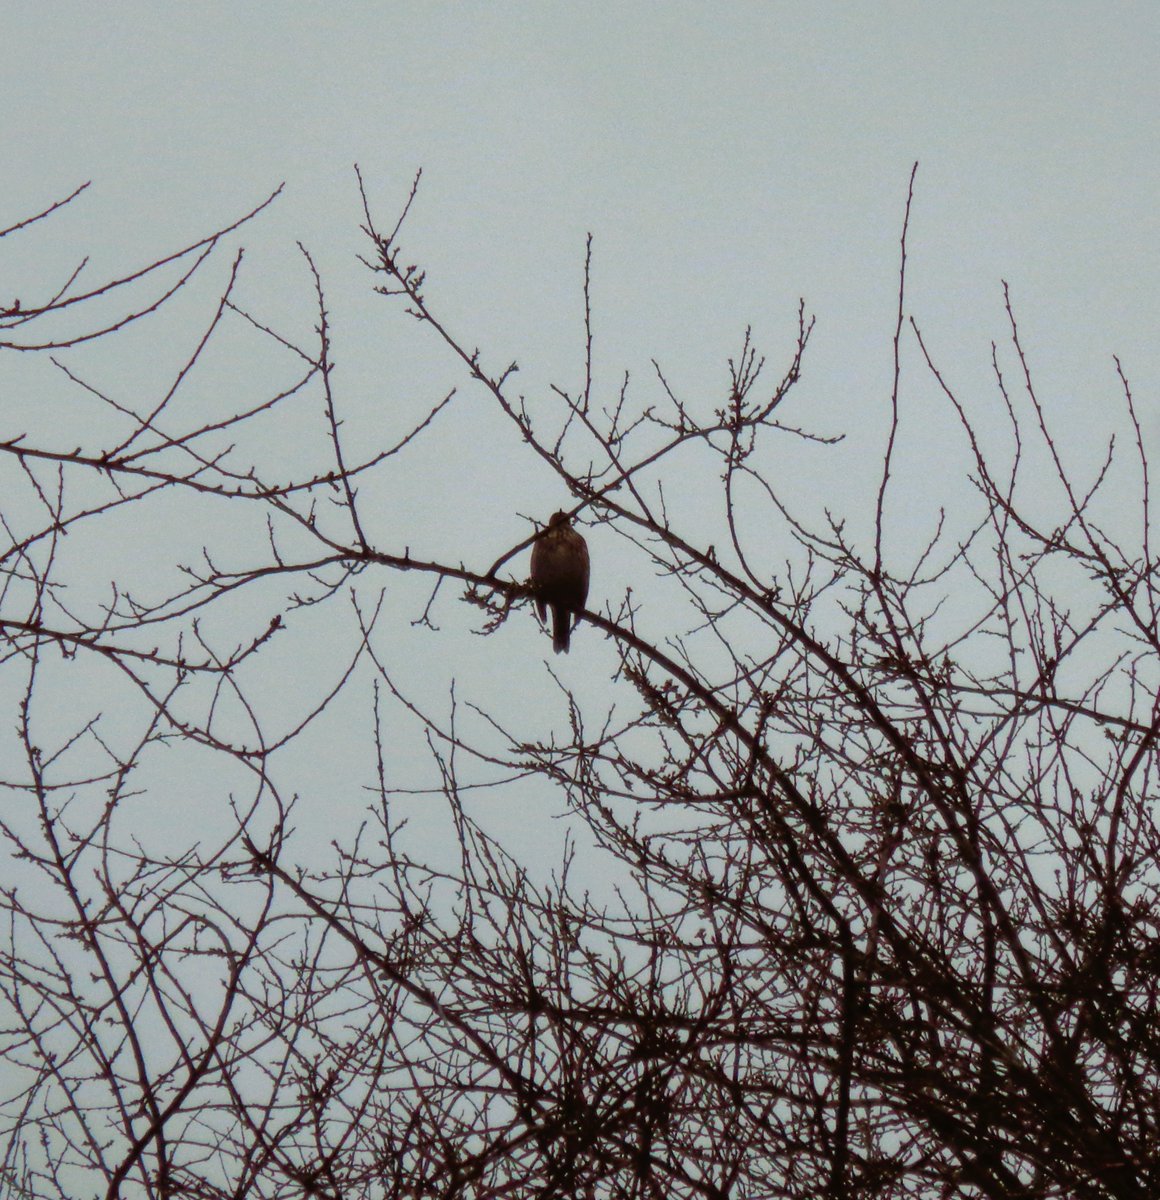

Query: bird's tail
[{"left": 552, "top": 606, "right": 571, "bottom": 654}]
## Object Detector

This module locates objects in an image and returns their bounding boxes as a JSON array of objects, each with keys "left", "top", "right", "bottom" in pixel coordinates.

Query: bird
[{"left": 530, "top": 511, "right": 590, "bottom": 653}]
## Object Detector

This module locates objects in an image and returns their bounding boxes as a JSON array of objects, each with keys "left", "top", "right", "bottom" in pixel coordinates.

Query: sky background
[
  {"left": 4, "top": 12, "right": 1159, "bottom": 1190},
  {"left": 3, "top": 3, "right": 1159, "bottom": 871}
]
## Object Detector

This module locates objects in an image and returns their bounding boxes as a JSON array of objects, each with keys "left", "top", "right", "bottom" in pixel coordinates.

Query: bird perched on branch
[{"left": 531, "top": 511, "right": 590, "bottom": 654}]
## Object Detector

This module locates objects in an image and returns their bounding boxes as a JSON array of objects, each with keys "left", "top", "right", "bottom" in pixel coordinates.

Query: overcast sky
[{"left": 3, "top": 4, "right": 1158, "bottom": 866}]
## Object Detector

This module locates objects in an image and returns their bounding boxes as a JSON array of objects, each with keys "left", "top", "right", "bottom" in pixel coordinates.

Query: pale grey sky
[
  {"left": 3, "top": 3, "right": 1158, "bottom": 862},
  {"left": 4, "top": 13, "right": 1159, "bottom": 1194}
]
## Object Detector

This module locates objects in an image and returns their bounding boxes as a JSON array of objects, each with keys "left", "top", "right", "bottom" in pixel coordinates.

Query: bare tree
[{"left": 1, "top": 165, "right": 1157, "bottom": 1200}]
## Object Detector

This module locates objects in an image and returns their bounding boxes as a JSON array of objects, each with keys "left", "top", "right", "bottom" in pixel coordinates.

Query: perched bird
[{"left": 530, "top": 511, "right": 590, "bottom": 654}]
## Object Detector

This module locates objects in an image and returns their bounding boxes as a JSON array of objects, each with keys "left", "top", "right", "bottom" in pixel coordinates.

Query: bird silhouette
[{"left": 530, "top": 511, "right": 590, "bottom": 653}]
